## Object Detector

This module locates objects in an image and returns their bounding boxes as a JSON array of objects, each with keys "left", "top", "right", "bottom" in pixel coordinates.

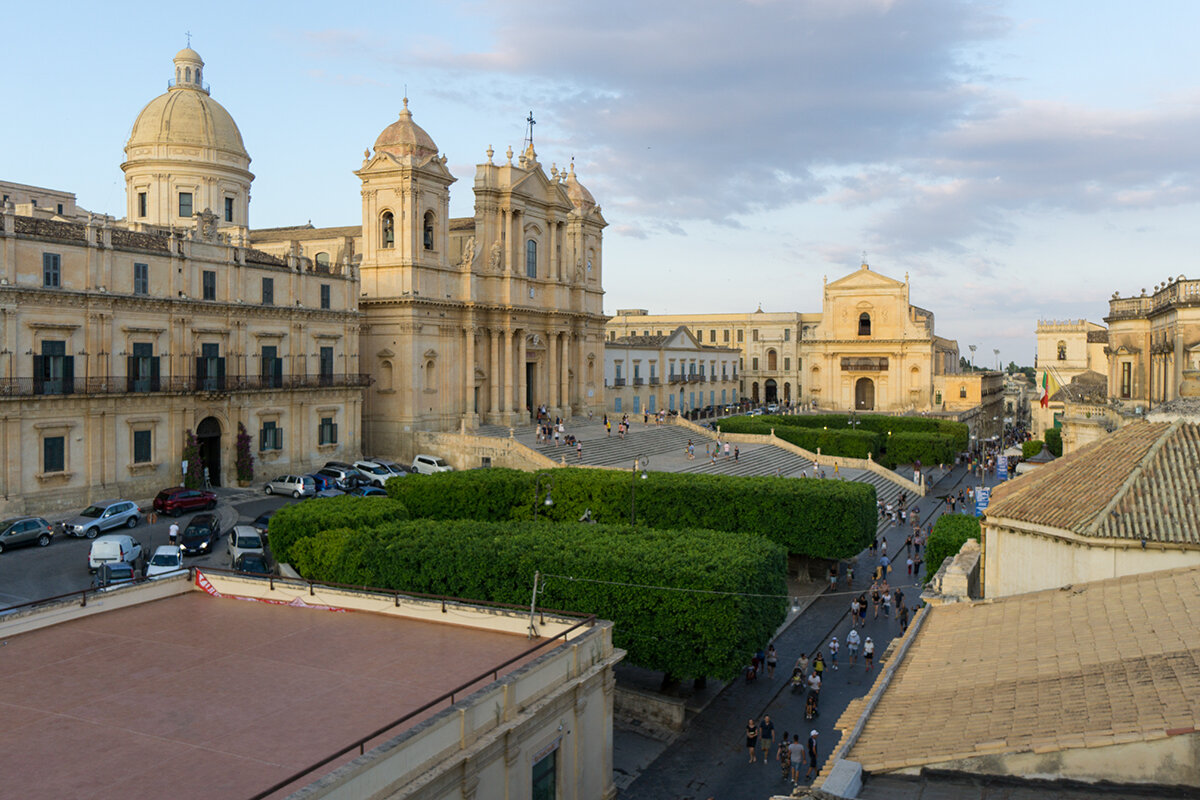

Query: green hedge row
[
  {"left": 751, "top": 413, "right": 970, "bottom": 453},
  {"left": 289, "top": 520, "right": 789, "bottom": 680},
  {"left": 719, "top": 416, "right": 881, "bottom": 459},
  {"left": 1043, "top": 427, "right": 1063, "bottom": 457},
  {"left": 268, "top": 494, "right": 410, "bottom": 564},
  {"left": 386, "top": 468, "right": 876, "bottom": 560},
  {"left": 924, "top": 514, "right": 981, "bottom": 584},
  {"left": 879, "top": 432, "right": 957, "bottom": 470}
]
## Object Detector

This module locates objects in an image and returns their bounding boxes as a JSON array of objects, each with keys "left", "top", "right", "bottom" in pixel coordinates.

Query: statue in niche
[
  {"left": 574, "top": 257, "right": 584, "bottom": 283},
  {"left": 488, "top": 241, "right": 503, "bottom": 272},
  {"left": 459, "top": 236, "right": 476, "bottom": 270}
]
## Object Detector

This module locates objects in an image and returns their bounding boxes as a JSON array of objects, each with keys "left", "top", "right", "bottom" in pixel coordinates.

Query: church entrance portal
[
  {"left": 855, "top": 378, "right": 875, "bottom": 411},
  {"left": 764, "top": 379, "right": 778, "bottom": 404},
  {"left": 196, "top": 416, "right": 222, "bottom": 487}
]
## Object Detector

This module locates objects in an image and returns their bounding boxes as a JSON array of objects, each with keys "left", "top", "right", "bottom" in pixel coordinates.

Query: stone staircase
[
  {"left": 528, "top": 425, "right": 698, "bottom": 468},
  {"left": 678, "top": 444, "right": 812, "bottom": 478}
]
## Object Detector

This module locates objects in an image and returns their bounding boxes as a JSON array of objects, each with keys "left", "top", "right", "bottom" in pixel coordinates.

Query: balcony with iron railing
[
  {"left": 613, "top": 377, "right": 626, "bottom": 387},
  {"left": 649, "top": 376, "right": 660, "bottom": 385},
  {"left": 0, "top": 372, "right": 371, "bottom": 399},
  {"left": 633, "top": 377, "right": 645, "bottom": 386}
]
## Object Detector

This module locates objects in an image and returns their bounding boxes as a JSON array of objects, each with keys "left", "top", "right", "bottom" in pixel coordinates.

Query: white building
[{"left": 604, "top": 326, "right": 740, "bottom": 415}]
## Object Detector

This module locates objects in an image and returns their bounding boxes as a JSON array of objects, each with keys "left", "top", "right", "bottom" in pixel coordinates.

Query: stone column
[
  {"left": 547, "top": 331, "right": 558, "bottom": 411},
  {"left": 464, "top": 325, "right": 476, "bottom": 417},
  {"left": 566, "top": 331, "right": 577, "bottom": 414},
  {"left": 516, "top": 329, "right": 527, "bottom": 419},
  {"left": 489, "top": 328, "right": 499, "bottom": 419},
  {"left": 500, "top": 327, "right": 511, "bottom": 414},
  {"left": 503, "top": 209, "right": 513, "bottom": 272}
]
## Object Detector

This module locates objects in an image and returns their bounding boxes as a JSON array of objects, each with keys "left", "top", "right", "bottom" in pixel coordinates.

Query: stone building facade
[
  {"left": 252, "top": 105, "right": 608, "bottom": 456},
  {"left": 606, "top": 261, "right": 960, "bottom": 413},
  {"left": 603, "top": 326, "right": 739, "bottom": 415},
  {"left": 0, "top": 48, "right": 364, "bottom": 513},
  {"left": 1104, "top": 277, "right": 1200, "bottom": 410}
]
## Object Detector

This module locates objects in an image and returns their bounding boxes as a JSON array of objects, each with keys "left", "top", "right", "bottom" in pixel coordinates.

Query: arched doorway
[
  {"left": 764, "top": 379, "right": 778, "bottom": 404},
  {"left": 751, "top": 382, "right": 760, "bottom": 403},
  {"left": 855, "top": 378, "right": 875, "bottom": 411},
  {"left": 196, "top": 416, "right": 222, "bottom": 487}
]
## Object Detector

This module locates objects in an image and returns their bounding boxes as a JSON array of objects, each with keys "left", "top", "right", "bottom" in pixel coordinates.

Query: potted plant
[{"left": 236, "top": 422, "right": 254, "bottom": 487}]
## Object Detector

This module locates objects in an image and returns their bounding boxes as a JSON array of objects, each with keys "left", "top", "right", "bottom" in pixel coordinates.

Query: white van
[
  {"left": 411, "top": 454, "right": 453, "bottom": 475},
  {"left": 88, "top": 534, "right": 144, "bottom": 573}
]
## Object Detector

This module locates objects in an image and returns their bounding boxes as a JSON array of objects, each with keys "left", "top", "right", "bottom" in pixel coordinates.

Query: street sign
[
  {"left": 975, "top": 486, "right": 991, "bottom": 517},
  {"left": 997, "top": 454, "right": 1008, "bottom": 480}
]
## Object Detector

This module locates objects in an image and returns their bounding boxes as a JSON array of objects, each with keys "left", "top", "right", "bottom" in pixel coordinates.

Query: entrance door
[
  {"left": 764, "top": 379, "right": 778, "bottom": 403},
  {"left": 855, "top": 377, "right": 875, "bottom": 411},
  {"left": 525, "top": 362, "right": 536, "bottom": 417},
  {"left": 196, "top": 416, "right": 222, "bottom": 487}
]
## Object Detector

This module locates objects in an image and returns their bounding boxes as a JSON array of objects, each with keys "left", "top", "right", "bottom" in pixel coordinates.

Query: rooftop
[
  {"left": 0, "top": 580, "right": 556, "bottom": 800},
  {"left": 837, "top": 564, "right": 1200, "bottom": 775},
  {"left": 987, "top": 420, "right": 1200, "bottom": 545}
]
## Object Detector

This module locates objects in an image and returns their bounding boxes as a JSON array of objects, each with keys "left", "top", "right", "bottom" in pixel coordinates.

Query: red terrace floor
[{"left": 0, "top": 592, "right": 542, "bottom": 800}]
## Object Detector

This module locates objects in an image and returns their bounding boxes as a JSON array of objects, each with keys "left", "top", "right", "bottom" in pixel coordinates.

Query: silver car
[
  {"left": 228, "top": 525, "right": 265, "bottom": 563},
  {"left": 264, "top": 475, "right": 315, "bottom": 498},
  {"left": 62, "top": 499, "right": 141, "bottom": 539},
  {"left": 0, "top": 516, "right": 54, "bottom": 553}
]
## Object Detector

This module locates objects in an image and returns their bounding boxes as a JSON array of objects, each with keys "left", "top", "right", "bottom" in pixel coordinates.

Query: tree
[
  {"left": 235, "top": 422, "right": 254, "bottom": 484},
  {"left": 182, "top": 429, "right": 204, "bottom": 489},
  {"left": 1006, "top": 361, "right": 1019, "bottom": 375}
]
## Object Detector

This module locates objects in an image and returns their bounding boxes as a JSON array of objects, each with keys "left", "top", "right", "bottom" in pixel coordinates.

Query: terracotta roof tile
[{"left": 842, "top": 565, "right": 1200, "bottom": 772}]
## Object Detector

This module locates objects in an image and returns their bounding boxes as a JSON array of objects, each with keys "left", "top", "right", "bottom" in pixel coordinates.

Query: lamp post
[
  {"left": 532, "top": 472, "right": 554, "bottom": 520},
  {"left": 630, "top": 454, "right": 649, "bottom": 525},
  {"left": 968, "top": 344, "right": 977, "bottom": 371}
]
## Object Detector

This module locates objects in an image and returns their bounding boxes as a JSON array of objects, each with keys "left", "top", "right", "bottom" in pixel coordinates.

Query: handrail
[{"left": 245, "top": 613, "right": 598, "bottom": 800}]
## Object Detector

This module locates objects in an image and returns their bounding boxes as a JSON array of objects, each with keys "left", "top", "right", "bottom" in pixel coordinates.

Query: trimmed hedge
[
  {"left": 386, "top": 468, "right": 876, "bottom": 560},
  {"left": 1043, "top": 427, "right": 1063, "bottom": 457},
  {"left": 719, "top": 416, "right": 881, "bottom": 459},
  {"left": 752, "top": 414, "right": 970, "bottom": 452},
  {"left": 924, "top": 514, "right": 981, "bottom": 584},
  {"left": 879, "top": 432, "right": 957, "bottom": 470},
  {"left": 290, "top": 520, "right": 789, "bottom": 680},
  {"left": 1022, "top": 440, "right": 1044, "bottom": 460},
  {"left": 268, "top": 495, "right": 410, "bottom": 564}
]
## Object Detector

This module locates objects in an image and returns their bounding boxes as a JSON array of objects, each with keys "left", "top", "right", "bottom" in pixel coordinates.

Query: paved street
[
  {"left": 617, "top": 462, "right": 1005, "bottom": 800},
  {"left": 0, "top": 489, "right": 297, "bottom": 607}
]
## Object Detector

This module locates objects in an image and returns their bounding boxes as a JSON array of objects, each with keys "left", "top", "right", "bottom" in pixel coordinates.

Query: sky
[{"left": 5, "top": 0, "right": 1199, "bottom": 366}]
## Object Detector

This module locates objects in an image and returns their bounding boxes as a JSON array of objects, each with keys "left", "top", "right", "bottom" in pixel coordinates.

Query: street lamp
[
  {"left": 968, "top": 344, "right": 977, "bottom": 371},
  {"left": 630, "top": 454, "right": 649, "bottom": 525},
  {"left": 532, "top": 472, "right": 554, "bottom": 520}
]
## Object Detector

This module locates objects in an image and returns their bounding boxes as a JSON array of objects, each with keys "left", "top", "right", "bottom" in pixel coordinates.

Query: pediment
[
  {"left": 827, "top": 266, "right": 905, "bottom": 291},
  {"left": 664, "top": 325, "right": 702, "bottom": 350},
  {"left": 423, "top": 348, "right": 438, "bottom": 360},
  {"left": 509, "top": 165, "right": 573, "bottom": 209},
  {"left": 376, "top": 347, "right": 395, "bottom": 359}
]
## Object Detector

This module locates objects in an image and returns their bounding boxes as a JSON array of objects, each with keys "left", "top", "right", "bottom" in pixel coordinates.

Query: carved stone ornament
[
  {"left": 197, "top": 209, "right": 218, "bottom": 241},
  {"left": 459, "top": 235, "right": 476, "bottom": 270},
  {"left": 488, "top": 241, "right": 503, "bottom": 272}
]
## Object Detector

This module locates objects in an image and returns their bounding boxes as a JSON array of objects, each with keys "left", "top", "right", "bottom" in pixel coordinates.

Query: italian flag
[{"left": 1039, "top": 371, "right": 1049, "bottom": 408}]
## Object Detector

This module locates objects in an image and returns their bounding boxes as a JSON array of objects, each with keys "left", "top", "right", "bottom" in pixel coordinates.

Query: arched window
[
  {"left": 959, "top": 384, "right": 967, "bottom": 398},
  {"left": 858, "top": 313, "right": 871, "bottom": 336},
  {"left": 381, "top": 212, "right": 394, "bottom": 248},
  {"left": 767, "top": 349, "right": 777, "bottom": 371},
  {"left": 176, "top": 67, "right": 181, "bottom": 84},
  {"left": 525, "top": 239, "right": 538, "bottom": 278},
  {"left": 423, "top": 211, "right": 435, "bottom": 251},
  {"left": 380, "top": 360, "right": 394, "bottom": 392},
  {"left": 910, "top": 366, "right": 920, "bottom": 388},
  {"left": 185, "top": 67, "right": 191, "bottom": 83},
  {"left": 314, "top": 252, "right": 331, "bottom": 271},
  {"left": 1057, "top": 340, "right": 1067, "bottom": 360},
  {"left": 425, "top": 359, "right": 435, "bottom": 390},
  {"left": 195, "top": 68, "right": 201, "bottom": 84}
]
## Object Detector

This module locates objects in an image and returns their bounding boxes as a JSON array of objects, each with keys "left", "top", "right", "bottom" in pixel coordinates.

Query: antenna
[{"left": 524, "top": 111, "right": 536, "bottom": 149}]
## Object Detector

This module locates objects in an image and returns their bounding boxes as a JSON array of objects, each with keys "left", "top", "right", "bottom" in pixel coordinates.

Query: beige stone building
[
  {"left": 0, "top": 48, "right": 364, "bottom": 513},
  {"left": 607, "top": 261, "right": 960, "bottom": 413},
  {"left": 931, "top": 370, "right": 1006, "bottom": 443},
  {"left": 252, "top": 105, "right": 608, "bottom": 456},
  {"left": 1032, "top": 318, "right": 1107, "bottom": 435},
  {"left": 603, "top": 326, "right": 739, "bottom": 415},
  {"left": 1104, "top": 276, "right": 1200, "bottom": 409}
]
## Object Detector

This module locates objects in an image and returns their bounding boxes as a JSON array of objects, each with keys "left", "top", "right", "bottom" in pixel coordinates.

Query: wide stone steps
[
  {"left": 678, "top": 444, "right": 812, "bottom": 478},
  {"left": 531, "top": 425, "right": 698, "bottom": 467}
]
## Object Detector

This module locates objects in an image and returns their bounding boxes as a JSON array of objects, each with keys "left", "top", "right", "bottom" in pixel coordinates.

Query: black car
[
  {"left": 233, "top": 552, "right": 273, "bottom": 575},
  {"left": 251, "top": 511, "right": 274, "bottom": 537},
  {"left": 180, "top": 513, "right": 222, "bottom": 556}
]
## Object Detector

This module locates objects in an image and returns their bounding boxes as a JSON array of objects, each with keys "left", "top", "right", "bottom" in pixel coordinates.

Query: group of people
[
  {"left": 602, "top": 413, "right": 632, "bottom": 439},
  {"left": 746, "top": 714, "right": 821, "bottom": 785}
]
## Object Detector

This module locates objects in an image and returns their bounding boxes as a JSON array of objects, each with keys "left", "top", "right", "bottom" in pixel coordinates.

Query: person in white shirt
[
  {"left": 846, "top": 628, "right": 861, "bottom": 665},
  {"left": 864, "top": 637, "right": 875, "bottom": 671},
  {"left": 828, "top": 637, "right": 840, "bottom": 670}
]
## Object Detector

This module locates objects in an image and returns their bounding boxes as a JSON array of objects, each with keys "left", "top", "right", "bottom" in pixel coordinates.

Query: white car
[
  {"left": 88, "top": 534, "right": 144, "bottom": 573},
  {"left": 146, "top": 545, "right": 186, "bottom": 579},
  {"left": 228, "top": 525, "right": 265, "bottom": 563},
  {"left": 368, "top": 458, "right": 410, "bottom": 478},
  {"left": 353, "top": 460, "right": 392, "bottom": 487},
  {"left": 411, "top": 454, "right": 453, "bottom": 475}
]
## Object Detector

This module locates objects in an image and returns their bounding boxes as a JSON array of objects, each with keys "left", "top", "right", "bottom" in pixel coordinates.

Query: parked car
[
  {"left": 353, "top": 460, "right": 392, "bottom": 487},
  {"left": 180, "top": 513, "right": 222, "bottom": 556},
  {"left": 153, "top": 487, "right": 217, "bottom": 517},
  {"left": 0, "top": 516, "right": 53, "bottom": 554},
  {"left": 367, "top": 458, "right": 409, "bottom": 477},
  {"left": 146, "top": 545, "right": 186, "bottom": 579},
  {"left": 264, "top": 475, "right": 316, "bottom": 498},
  {"left": 251, "top": 511, "right": 274, "bottom": 536},
  {"left": 412, "top": 454, "right": 453, "bottom": 475},
  {"left": 311, "top": 488, "right": 345, "bottom": 498},
  {"left": 228, "top": 525, "right": 265, "bottom": 563},
  {"left": 766, "top": 403, "right": 779, "bottom": 413},
  {"left": 62, "top": 499, "right": 140, "bottom": 539},
  {"left": 88, "top": 534, "right": 144, "bottom": 573},
  {"left": 307, "top": 473, "right": 337, "bottom": 492},
  {"left": 315, "top": 465, "right": 361, "bottom": 490},
  {"left": 323, "top": 460, "right": 357, "bottom": 472},
  {"left": 93, "top": 561, "right": 138, "bottom": 590},
  {"left": 348, "top": 485, "right": 387, "bottom": 497},
  {"left": 233, "top": 552, "right": 273, "bottom": 576}
]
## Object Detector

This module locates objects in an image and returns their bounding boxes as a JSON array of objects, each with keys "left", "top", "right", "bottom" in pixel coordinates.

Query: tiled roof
[
  {"left": 249, "top": 224, "right": 361, "bottom": 243},
  {"left": 1087, "top": 329, "right": 1109, "bottom": 343},
  {"left": 1048, "top": 369, "right": 1107, "bottom": 403},
  {"left": 986, "top": 421, "right": 1200, "bottom": 545},
  {"left": 612, "top": 334, "right": 669, "bottom": 347},
  {"left": 449, "top": 217, "right": 475, "bottom": 231},
  {"left": 839, "top": 564, "right": 1200, "bottom": 773}
]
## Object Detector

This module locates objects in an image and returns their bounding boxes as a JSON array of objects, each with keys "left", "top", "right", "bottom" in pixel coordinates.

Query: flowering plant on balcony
[{"left": 236, "top": 422, "right": 255, "bottom": 485}]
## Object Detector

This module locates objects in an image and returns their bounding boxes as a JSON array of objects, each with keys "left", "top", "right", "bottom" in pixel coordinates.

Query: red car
[{"left": 153, "top": 488, "right": 217, "bottom": 517}]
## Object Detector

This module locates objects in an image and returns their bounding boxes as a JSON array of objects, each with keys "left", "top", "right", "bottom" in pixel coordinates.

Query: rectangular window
[
  {"left": 784, "top": 357, "right": 791, "bottom": 371},
  {"left": 34, "top": 340, "right": 73, "bottom": 395},
  {"left": 752, "top": 329, "right": 759, "bottom": 342},
  {"left": 1121, "top": 362, "right": 1132, "bottom": 399},
  {"left": 133, "top": 262, "right": 149, "bottom": 295},
  {"left": 224, "top": 197, "right": 234, "bottom": 223},
  {"left": 752, "top": 357, "right": 759, "bottom": 371},
  {"left": 261, "top": 345, "right": 282, "bottom": 388},
  {"left": 784, "top": 329, "right": 791, "bottom": 341},
  {"left": 137, "top": 191, "right": 147, "bottom": 218},
  {"left": 42, "top": 253, "right": 61, "bottom": 288},
  {"left": 43, "top": 435, "right": 65, "bottom": 474},
  {"left": 724, "top": 329, "right": 730, "bottom": 343},
  {"left": 127, "top": 342, "right": 160, "bottom": 393},
  {"left": 56, "top": 203, "right": 64, "bottom": 215},
  {"left": 710, "top": 329, "right": 716, "bottom": 343},
  {"left": 178, "top": 192, "right": 193, "bottom": 218},
  {"left": 262, "top": 277, "right": 274, "bottom": 306},
  {"left": 133, "top": 430, "right": 152, "bottom": 464},
  {"left": 319, "top": 346, "right": 334, "bottom": 385},
  {"left": 196, "top": 342, "right": 225, "bottom": 392},
  {"left": 613, "top": 397, "right": 622, "bottom": 413},
  {"left": 737, "top": 330, "right": 744, "bottom": 343},
  {"left": 318, "top": 416, "right": 338, "bottom": 445},
  {"left": 259, "top": 421, "right": 283, "bottom": 451},
  {"left": 320, "top": 283, "right": 331, "bottom": 310},
  {"left": 202, "top": 270, "right": 216, "bottom": 301}
]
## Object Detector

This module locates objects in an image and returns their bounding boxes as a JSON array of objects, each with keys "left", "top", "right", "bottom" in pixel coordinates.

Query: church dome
[
  {"left": 373, "top": 98, "right": 439, "bottom": 159},
  {"left": 125, "top": 48, "right": 248, "bottom": 160},
  {"left": 563, "top": 163, "right": 595, "bottom": 211}
]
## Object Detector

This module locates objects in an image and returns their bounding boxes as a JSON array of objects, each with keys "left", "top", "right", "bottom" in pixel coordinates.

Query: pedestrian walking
[
  {"left": 882, "top": 589, "right": 892, "bottom": 618},
  {"left": 864, "top": 637, "right": 875, "bottom": 671},
  {"left": 788, "top": 735, "right": 804, "bottom": 784},
  {"left": 871, "top": 583, "right": 881, "bottom": 619},
  {"left": 812, "top": 652, "right": 825, "bottom": 679},
  {"left": 850, "top": 597, "right": 860, "bottom": 628},
  {"left": 805, "top": 730, "right": 819, "bottom": 781},
  {"left": 734, "top": 446, "right": 739, "bottom": 461},
  {"left": 576, "top": 440, "right": 583, "bottom": 460},
  {"left": 846, "top": 628, "right": 860, "bottom": 665},
  {"left": 829, "top": 637, "right": 839, "bottom": 670},
  {"left": 828, "top": 564, "right": 838, "bottom": 591},
  {"left": 900, "top": 603, "right": 910, "bottom": 632},
  {"left": 766, "top": 644, "right": 777, "bottom": 679},
  {"left": 745, "top": 718, "right": 759, "bottom": 763},
  {"left": 724, "top": 441, "right": 731, "bottom": 459},
  {"left": 906, "top": 556, "right": 913, "bottom": 576},
  {"left": 778, "top": 732, "right": 791, "bottom": 780},
  {"left": 168, "top": 521, "right": 179, "bottom": 546},
  {"left": 759, "top": 715, "right": 775, "bottom": 765}
]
